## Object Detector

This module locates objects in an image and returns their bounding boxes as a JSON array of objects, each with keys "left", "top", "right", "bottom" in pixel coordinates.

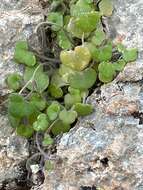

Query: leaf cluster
[{"left": 6, "top": 0, "right": 137, "bottom": 149}]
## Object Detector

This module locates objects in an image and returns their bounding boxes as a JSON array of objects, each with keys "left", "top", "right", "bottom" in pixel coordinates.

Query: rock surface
[
  {"left": 36, "top": 0, "right": 143, "bottom": 190},
  {"left": 0, "top": 0, "right": 43, "bottom": 189}
]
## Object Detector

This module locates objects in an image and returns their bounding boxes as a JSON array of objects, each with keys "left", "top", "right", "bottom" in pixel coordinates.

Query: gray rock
[
  {"left": 0, "top": 114, "right": 29, "bottom": 186},
  {"left": 39, "top": 0, "right": 143, "bottom": 190}
]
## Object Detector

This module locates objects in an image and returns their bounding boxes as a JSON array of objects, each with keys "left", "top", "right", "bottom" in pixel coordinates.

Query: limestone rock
[{"left": 38, "top": 0, "right": 143, "bottom": 190}]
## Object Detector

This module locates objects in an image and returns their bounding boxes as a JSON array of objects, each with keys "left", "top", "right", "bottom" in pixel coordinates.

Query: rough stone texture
[
  {"left": 0, "top": 114, "right": 29, "bottom": 187},
  {"left": 0, "top": 0, "right": 43, "bottom": 188},
  {"left": 37, "top": 0, "right": 143, "bottom": 190}
]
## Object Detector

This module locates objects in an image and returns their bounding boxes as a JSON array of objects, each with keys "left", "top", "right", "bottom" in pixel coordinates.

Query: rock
[
  {"left": 0, "top": 0, "right": 43, "bottom": 189},
  {"left": 38, "top": 0, "right": 143, "bottom": 189},
  {"left": 0, "top": 114, "right": 29, "bottom": 188}
]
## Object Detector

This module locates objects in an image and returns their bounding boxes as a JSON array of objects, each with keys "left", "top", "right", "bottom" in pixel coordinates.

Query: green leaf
[
  {"left": 64, "top": 93, "right": 81, "bottom": 109},
  {"left": 87, "top": 42, "right": 112, "bottom": 62},
  {"left": 51, "top": 71, "right": 66, "bottom": 87},
  {"left": 30, "top": 93, "right": 46, "bottom": 111},
  {"left": 8, "top": 94, "right": 37, "bottom": 118},
  {"left": 70, "top": 0, "right": 94, "bottom": 17},
  {"left": 75, "top": 12, "right": 101, "bottom": 33},
  {"left": 98, "top": 62, "right": 116, "bottom": 83},
  {"left": 47, "top": 102, "right": 60, "bottom": 121},
  {"left": 15, "top": 41, "right": 28, "bottom": 50},
  {"left": 67, "top": 12, "right": 101, "bottom": 38},
  {"left": 47, "top": 12, "right": 63, "bottom": 31},
  {"left": 117, "top": 43, "right": 126, "bottom": 53},
  {"left": 123, "top": 48, "right": 138, "bottom": 62},
  {"left": 6, "top": 73, "right": 22, "bottom": 91},
  {"left": 68, "top": 87, "right": 81, "bottom": 95},
  {"left": 59, "top": 109, "right": 77, "bottom": 124},
  {"left": 99, "top": 0, "right": 113, "bottom": 16},
  {"left": 42, "top": 134, "right": 54, "bottom": 146},
  {"left": 8, "top": 114, "right": 20, "bottom": 128},
  {"left": 48, "top": 84, "right": 63, "bottom": 99},
  {"left": 69, "top": 68, "right": 97, "bottom": 90},
  {"left": 91, "top": 29, "right": 106, "bottom": 46},
  {"left": 57, "top": 30, "right": 72, "bottom": 50},
  {"left": 33, "top": 114, "right": 49, "bottom": 131},
  {"left": 60, "top": 46, "right": 91, "bottom": 71},
  {"left": 51, "top": 120, "right": 71, "bottom": 136},
  {"left": 16, "top": 124, "right": 34, "bottom": 138},
  {"left": 45, "top": 160, "right": 54, "bottom": 171},
  {"left": 67, "top": 17, "right": 88, "bottom": 38},
  {"left": 112, "top": 59, "right": 126, "bottom": 71},
  {"left": 74, "top": 103, "right": 93, "bottom": 116},
  {"left": 24, "top": 65, "right": 49, "bottom": 93},
  {"left": 59, "top": 65, "right": 75, "bottom": 83},
  {"left": 14, "top": 41, "right": 36, "bottom": 67}
]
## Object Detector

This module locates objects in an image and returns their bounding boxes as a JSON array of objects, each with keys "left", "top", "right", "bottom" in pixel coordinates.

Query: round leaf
[
  {"left": 16, "top": 125, "right": 34, "bottom": 138},
  {"left": 60, "top": 46, "right": 91, "bottom": 71},
  {"left": 14, "top": 46, "right": 36, "bottom": 67},
  {"left": 33, "top": 114, "right": 49, "bottom": 131},
  {"left": 64, "top": 93, "right": 81, "bottom": 109},
  {"left": 47, "top": 12, "right": 63, "bottom": 31},
  {"left": 51, "top": 120, "right": 71, "bottom": 136},
  {"left": 59, "top": 109, "right": 77, "bottom": 124},
  {"left": 112, "top": 59, "right": 126, "bottom": 71},
  {"left": 48, "top": 84, "right": 63, "bottom": 99},
  {"left": 123, "top": 48, "right": 138, "bottom": 62},
  {"left": 70, "top": 0, "right": 94, "bottom": 17},
  {"left": 6, "top": 73, "right": 22, "bottom": 91},
  {"left": 74, "top": 103, "right": 93, "bottom": 116},
  {"left": 57, "top": 30, "right": 72, "bottom": 50},
  {"left": 69, "top": 68, "right": 97, "bottom": 90},
  {"left": 99, "top": 0, "right": 113, "bottom": 16},
  {"left": 42, "top": 134, "right": 54, "bottom": 146},
  {"left": 8, "top": 94, "right": 37, "bottom": 118},
  {"left": 47, "top": 102, "right": 60, "bottom": 121},
  {"left": 24, "top": 65, "right": 49, "bottom": 93},
  {"left": 98, "top": 62, "right": 116, "bottom": 83},
  {"left": 30, "top": 93, "right": 46, "bottom": 111}
]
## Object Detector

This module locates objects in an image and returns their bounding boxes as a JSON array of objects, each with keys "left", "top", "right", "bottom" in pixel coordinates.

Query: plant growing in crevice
[{"left": 5, "top": 0, "right": 138, "bottom": 176}]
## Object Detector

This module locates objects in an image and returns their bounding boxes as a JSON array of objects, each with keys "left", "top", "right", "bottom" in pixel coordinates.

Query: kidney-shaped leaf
[
  {"left": 8, "top": 94, "right": 36, "bottom": 118},
  {"left": 74, "top": 103, "right": 93, "bottom": 116},
  {"left": 51, "top": 120, "right": 71, "bottom": 136},
  {"left": 33, "top": 114, "right": 49, "bottom": 132},
  {"left": 60, "top": 46, "right": 91, "bottom": 71},
  {"left": 6, "top": 73, "right": 22, "bottom": 91},
  {"left": 59, "top": 109, "right": 77, "bottom": 124},
  {"left": 98, "top": 62, "right": 116, "bottom": 83},
  {"left": 14, "top": 41, "right": 36, "bottom": 67},
  {"left": 47, "top": 102, "right": 60, "bottom": 121},
  {"left": 69, "top": 68, "right": 97, "bottom": 90},
  {"left": 99, "top": 0, "right": 113, "bottom": 16},
  {"left": 24, "top": 65, "right": 49, "bottom": 93},
  {"left": 16, "top": 124, "right": 34, "bottom": 138}
]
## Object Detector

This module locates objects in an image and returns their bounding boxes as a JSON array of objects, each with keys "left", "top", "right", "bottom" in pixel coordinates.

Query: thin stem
[
  {"left": 19, "top": 64, "right": 41, "bottom": 95},
  {"left": 26, "top": 152, "right": 42, "bottom": 172},
  {"left": 47, "top": 118, "right": 59, "bottom": 134},
  {"left": 35, "top": 21, "right": 74, "bottom": 46},
  {"left": 36, "top": 132, "right": 50, "bottom": 159},
  {"left": 35, "top": 119, "right": 59, "bottom": 159}
]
